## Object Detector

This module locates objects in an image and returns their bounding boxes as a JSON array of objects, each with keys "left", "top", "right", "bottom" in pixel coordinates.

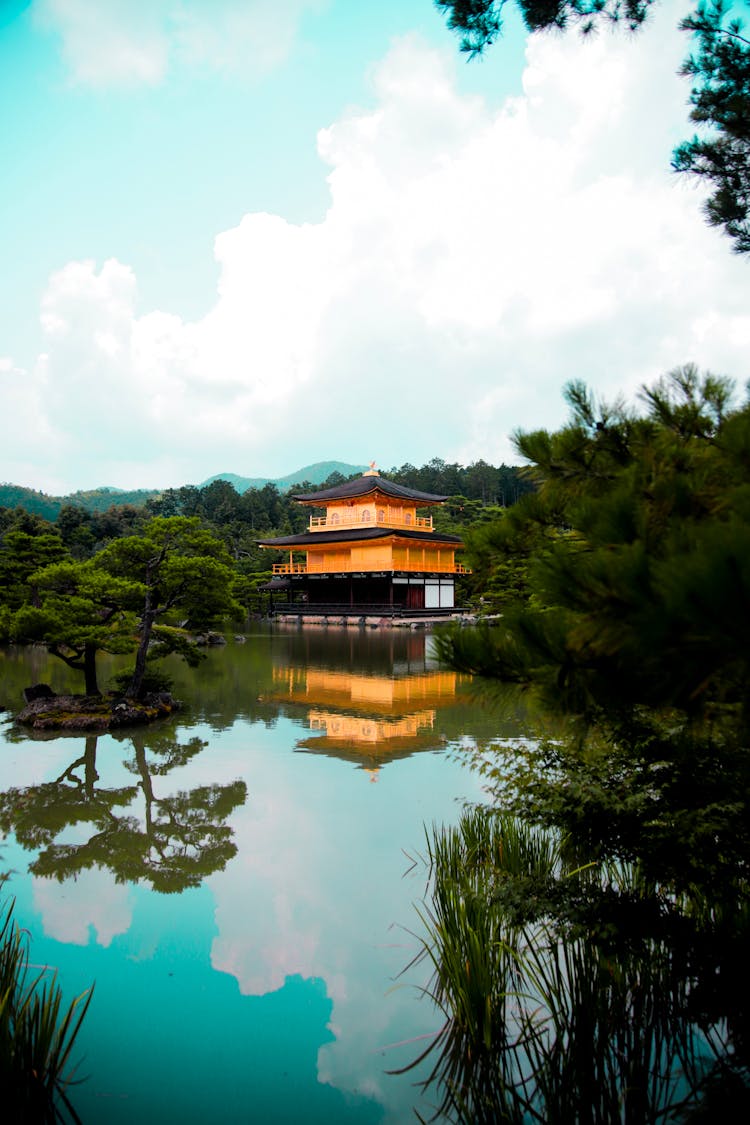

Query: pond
[{"left": 0, "top": 625, "right": 520, "bottom": 1124}]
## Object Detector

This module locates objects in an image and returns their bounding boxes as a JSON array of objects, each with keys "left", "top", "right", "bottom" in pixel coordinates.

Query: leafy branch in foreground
[
  {"left": 0, "top": 896, "right": 92, "bottom": 1122},
  {"left": 408, "top": 369, "right": 750, "bottom": 1119},
  {"left": 435, "top": 367, "right": 750, "bottom": 893},
  {"left": 674, "top": 1, "right": 750, "bottom": 253},
  {"left": 436, "top": 0, "right": 655, "bottom": 53}
]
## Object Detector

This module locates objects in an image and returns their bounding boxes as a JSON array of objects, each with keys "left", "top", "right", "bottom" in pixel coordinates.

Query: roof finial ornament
[{"left": 364, "top": 459, "right": 379, "bottom": 477}]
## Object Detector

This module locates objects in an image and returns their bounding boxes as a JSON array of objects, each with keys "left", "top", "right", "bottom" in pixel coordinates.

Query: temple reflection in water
[{"left": 267, "top": 625, "right": 471, "bottom": 777}]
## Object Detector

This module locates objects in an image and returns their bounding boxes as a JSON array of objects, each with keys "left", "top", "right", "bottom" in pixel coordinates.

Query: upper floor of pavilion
[{"left": 292, "top": 466, "right": 447, "bottom": 535}]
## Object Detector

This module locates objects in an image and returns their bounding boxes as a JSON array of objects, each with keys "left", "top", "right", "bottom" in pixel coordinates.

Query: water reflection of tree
[{"left": 0, "top": 731, "right": 247, "bottom": 893}]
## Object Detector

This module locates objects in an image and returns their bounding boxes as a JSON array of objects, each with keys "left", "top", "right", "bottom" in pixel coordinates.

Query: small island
[{"left": 14, "top": 684, "right": 179, "bottom": 733}]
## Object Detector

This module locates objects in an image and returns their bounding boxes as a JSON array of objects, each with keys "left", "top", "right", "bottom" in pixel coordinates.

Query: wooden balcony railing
[
  {"left": 308, "top": 513, "right": 433, "bottom": 532},
  {"left": 271, "top": 561, "right": 471, "bottom": 575}
]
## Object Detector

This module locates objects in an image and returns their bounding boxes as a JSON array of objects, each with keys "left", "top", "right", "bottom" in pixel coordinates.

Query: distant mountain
[
  {"left": 200, "top": 461, "right": 369, "bottom": 494},
  {"left": 0, "top": 483, "right": 160, "bottom": 520},
  {"left": 66, "top": 487, "right": 162, "bottom": 510},
  {"left": 0, "top": 462, "right": 369, "bottom": 519}
]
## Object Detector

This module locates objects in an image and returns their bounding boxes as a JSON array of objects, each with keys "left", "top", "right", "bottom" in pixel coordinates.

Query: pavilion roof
[
  {"left": 291, "top": 474, "right": 448, "bottom": 505},
  {"left": 257, "top": 527, "right": 463, "bottom": 548}
]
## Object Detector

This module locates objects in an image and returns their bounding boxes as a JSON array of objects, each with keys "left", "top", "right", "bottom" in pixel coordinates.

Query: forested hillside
[
  {"left": 0, "top": 459, "right": 533, "bottom": 623},
  {"left": 0, "top": 484, "right": 161, "bottom": 520},
  {"left": 0, "top": 457, "right": 525, "bottom": 519}
]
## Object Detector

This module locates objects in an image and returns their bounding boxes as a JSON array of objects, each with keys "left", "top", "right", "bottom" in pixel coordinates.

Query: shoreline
[{"left": 269, "top": 610, "right": 477, "bottom": 629}]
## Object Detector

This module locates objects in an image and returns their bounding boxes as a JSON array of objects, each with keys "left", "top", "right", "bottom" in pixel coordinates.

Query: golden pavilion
[{"left": 258, "top": 466, "right": 468, "bottom": 613}]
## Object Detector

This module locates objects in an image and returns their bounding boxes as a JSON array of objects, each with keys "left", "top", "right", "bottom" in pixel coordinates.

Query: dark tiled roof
[
  {"left": 292, "top": 475, "right": 447, "bottom": 504},
  {"left": 258, "top": 527, "right": 463, "bottom": 548}
]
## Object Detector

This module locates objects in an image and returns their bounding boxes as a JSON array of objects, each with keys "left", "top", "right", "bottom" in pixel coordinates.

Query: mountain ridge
[
  {"left": 199, "top": 461, "right": 369, "bottom": 494},
  {"left": 0, "top": 461, "right": 369, "bottom": 519}
]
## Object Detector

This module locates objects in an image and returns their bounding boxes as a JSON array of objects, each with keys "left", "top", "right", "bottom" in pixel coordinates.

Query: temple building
[{"left": 258, "top": 466, "right": 468, "bottom": 613}]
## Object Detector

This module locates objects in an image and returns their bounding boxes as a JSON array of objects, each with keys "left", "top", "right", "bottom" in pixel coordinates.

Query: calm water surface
[{"left": 0, "top": 626, "right": 523, "bottom": 1124}]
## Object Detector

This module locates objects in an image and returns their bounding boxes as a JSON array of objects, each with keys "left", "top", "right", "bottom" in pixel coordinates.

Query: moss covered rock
[{"left": 15, "top": 691, "right": 179, "bottom": 732}]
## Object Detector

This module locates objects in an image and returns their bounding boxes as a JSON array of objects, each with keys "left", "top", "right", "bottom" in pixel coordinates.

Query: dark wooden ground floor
[{"left": 264, "top": 572, "right": 458, "bottom": 612}]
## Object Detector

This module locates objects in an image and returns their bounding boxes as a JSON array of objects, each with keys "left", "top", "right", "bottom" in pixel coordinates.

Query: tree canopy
[
  {"left": 437, "top": 365, "right": 750, "bottom": 886},
  {"left": 90, "top": 517, "right": 240, "bottom": 698},
  {"left": 674, "top": 1, "right": 750, "bottom": 252},
  {"left": 12, "top": 560, "right": 137, "bottom": 695},
  {"left": 413, "top": 370, "right": 750, "bottom": 1118},
  {"left": 9, "top": 517, "right": 240, "bottom": 698}
]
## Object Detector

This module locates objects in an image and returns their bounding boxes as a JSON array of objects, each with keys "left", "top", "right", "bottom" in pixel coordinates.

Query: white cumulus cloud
[
  {"left": 32, "top": 0, "right": 325, "bottom": 85},
  {"left": 11, "top": 6, "right": 750, "bottom": 491}
]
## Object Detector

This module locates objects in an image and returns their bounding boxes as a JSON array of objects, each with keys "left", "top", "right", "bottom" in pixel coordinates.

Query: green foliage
[
  {"left": 674, "top": 0, "right": 750, "bottom": 253},
  {"left": 386, "top": 458, "right": 532, "bottom": 506},
  {"left": 0, "top": 488, "right": 64, "bottom": 522},
  {"left": 11, "top": 560, "right": 139, "bottom": 695},
  {"left": 56, "top": 488, "right": 159, "bottom": 513},
  {"left": 437, "top": 0, "right": 654, "bottom": 51},
  {"left": 93, "top": 517, "right": 240, "bottom": 697},
  {"left": 441, "top": 367, "right": 750, "bottom": 721},
  {"left": 0, "top": 484, "right": 159, "bottom": 520},
  {"left": 232, "top": 568, "right": 275, "bottom": 615},
  {"left": 448, "top": 700, "right": 750, "bottom": 894},
  {"left": 7, "top": 519, "right": 239, "bottom": 698},
  {"left": 452, "top": 491, "right": 562, "bottom": 612},
  {"left": 94, "top": 516, "right": 240, "bottom": 624},
  {"left": 417, "top": 369, "right": 750, "bottom": 1117},
  {"left": 0, "top": 508, "right": 57, "bottom": 537},
  {"left": 0, "top": 527, "right": 68, "bottom": 612},
  {"left": 109, "top": 665, "right": 175, "bottom": 696},
  {"left": 403, "top": 810, "right": 749, "bottom": 1124},
  {"left": 55, "top": 503, "right": 146, "bottom": 559},
  {"left": 0, "top": 894, "right": 92, "bottom": 1122}
]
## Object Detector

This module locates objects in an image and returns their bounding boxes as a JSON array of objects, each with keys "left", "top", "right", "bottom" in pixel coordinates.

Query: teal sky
[
  {"left": 1, "top": 1, "right": 747, "bottom": 493},
  {"left": 2, "top": 1, "right": 527, "bottom": 332}
]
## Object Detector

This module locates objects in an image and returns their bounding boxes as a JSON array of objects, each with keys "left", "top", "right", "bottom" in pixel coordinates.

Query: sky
[{"left": 1, "top": 0, "right": 748, "bottom": 495}]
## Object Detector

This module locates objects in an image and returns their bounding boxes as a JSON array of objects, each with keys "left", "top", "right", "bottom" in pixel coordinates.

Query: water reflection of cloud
[
  {"left": 210, "top": 762, "right": 332, "bottom": 996},
  {"left": 204, "top": 721, "right": 475, "bottom": 1121},
  {"left": 0, "top": 738, "right": 89, "bottom": 790},
  {"left": 32, "top": 869, "right": 133, "bottom": 948},
  {"left": 1, "top": 635, "right": 501, "bottom": 1124}
]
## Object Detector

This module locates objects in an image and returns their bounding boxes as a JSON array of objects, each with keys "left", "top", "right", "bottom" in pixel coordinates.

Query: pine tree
[{"left": 437, "top": 367, "right": 750, "bottom": 889}]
